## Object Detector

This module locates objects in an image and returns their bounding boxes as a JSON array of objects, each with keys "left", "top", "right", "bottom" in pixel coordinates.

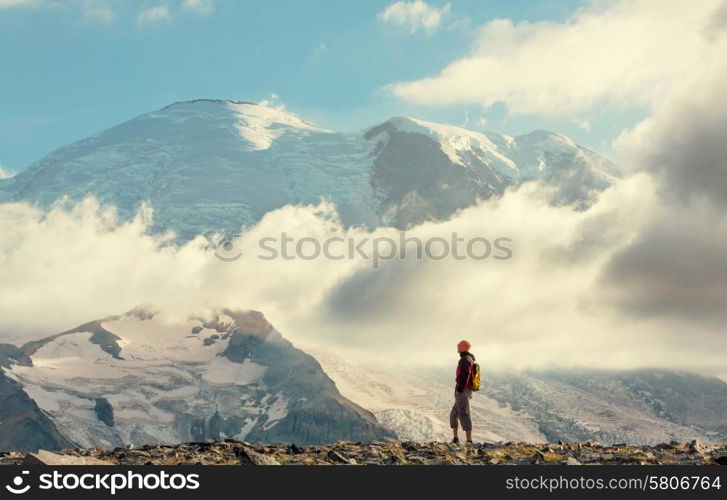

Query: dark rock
[
  {"left": 327, "top": 450, "right": 353, "bottom": 464},
  {"left": 89, "top": 330, "right": 124, "bottom": 359},
  {"left": 0, "top": 344, "right": 32, "bottom": 368},
  {"left": 94, "top": 397, "right": 115, "bottom": 427},
  {"left": 287, "top": 444, "right": 304, "bottom": 454}
]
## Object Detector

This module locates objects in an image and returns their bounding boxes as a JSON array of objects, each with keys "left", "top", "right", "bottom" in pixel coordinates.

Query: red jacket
[{"left": 455, "top": 351, "right": 475, "bottom": 392}]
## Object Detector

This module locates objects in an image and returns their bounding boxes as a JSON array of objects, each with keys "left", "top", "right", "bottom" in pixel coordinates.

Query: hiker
[{"left": 450, "top": 339, "right": 476, "bottom": 444}]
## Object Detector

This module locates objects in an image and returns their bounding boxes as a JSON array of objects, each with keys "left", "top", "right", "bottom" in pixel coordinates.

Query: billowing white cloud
[
  {"left": 1, "top": 174, "right": 725, "bottom": 379},
  {"left": 389, "top": 0, "right": 727, "bottom": 116},
  {"left": 379, "top": 0, "right": 450, "bottom": 35}
]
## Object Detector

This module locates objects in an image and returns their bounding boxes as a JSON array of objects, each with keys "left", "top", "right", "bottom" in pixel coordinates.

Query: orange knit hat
[{"left": 457, "top": 340, "right": 471, "bottom": 352}]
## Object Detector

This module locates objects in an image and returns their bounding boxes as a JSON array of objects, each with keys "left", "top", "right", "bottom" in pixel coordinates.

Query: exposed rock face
[
  {"left": 0, "top": 345, "right": 75, "bottom": 452},
  {"left": 2, "top": 310, "right": 394, "bottom": 450},
  {"left": 94, "top": 398, "right": 115, "bottom": 427},
  {"left": 221, "top": 311, "right": 394, "bottom": 445},
  {"left": 3, "top": 440, "right": 725, "bottom": 466}
]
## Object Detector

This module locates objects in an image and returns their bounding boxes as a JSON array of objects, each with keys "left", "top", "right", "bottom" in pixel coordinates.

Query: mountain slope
[
  {"left": 0, "top": 99, "right": 618, "bottom": 239},
  {"left": 0, "top": 345, "right": 75, "bottom": 452},
  {"left": 308, "top": 348, "right": 727, "bottom": 445},
  {"left": 2, "top": 310, "right": 394, "bottom": 449}
]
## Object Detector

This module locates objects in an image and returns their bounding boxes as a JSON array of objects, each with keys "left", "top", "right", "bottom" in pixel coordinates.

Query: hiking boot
[
  {"left": 466, "top": 440, "right": 474, "bottom": 445},
  {"left": 451, "top": 437, "right": 459, "bottom": 444}
]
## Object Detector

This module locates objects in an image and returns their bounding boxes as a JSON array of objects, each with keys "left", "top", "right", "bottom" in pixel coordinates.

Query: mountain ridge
[
  {"left": 0, "top": 99, "right": 619, "bottom": 239},
  {"left": 1, "top": 309, "right": 394, "bottom": 451}
]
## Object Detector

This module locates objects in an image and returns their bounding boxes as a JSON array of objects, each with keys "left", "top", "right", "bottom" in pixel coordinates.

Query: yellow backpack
[{"left": 471, "top": 361, "right": 481, "bottom": 391}]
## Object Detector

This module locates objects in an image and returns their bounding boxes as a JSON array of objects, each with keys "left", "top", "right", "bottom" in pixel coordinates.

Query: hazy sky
[{"left": 1, "top": 0, "right": 643, "bottom": 171}]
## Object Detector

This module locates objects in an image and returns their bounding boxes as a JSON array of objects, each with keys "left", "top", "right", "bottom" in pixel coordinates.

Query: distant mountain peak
[{"left": 0, "top": 100, "right": 619, "bottom": 238}]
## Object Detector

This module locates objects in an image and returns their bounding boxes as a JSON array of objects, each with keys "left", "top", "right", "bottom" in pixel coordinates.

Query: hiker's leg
[
  {"left": 458, "top": 390, "right": 473, "bottom": 438},
  {"left": 450, "top": 399, "right": 459, "bottom": 438}
]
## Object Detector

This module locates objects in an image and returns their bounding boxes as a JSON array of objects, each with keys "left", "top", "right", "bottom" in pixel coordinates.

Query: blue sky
[{"left": 0, "top": 0, "right": 648, "bottom": 171}]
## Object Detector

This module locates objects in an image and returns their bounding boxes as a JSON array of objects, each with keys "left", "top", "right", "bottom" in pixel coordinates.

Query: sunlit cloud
[
  {"left": 388, "top": 0, "right": 727, "bottom": 117},
  {"left": 379, "top": 0, "right": 451, "bottom": 35}
]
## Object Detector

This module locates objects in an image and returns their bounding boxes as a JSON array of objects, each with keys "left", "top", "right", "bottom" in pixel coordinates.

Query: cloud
[
  {"left": 137, "top": 0, "right": 214, "bottom": 24},
  {"left": 388, "top": 0, "right": 727, "bottom": 116},
  {"left": 0, "top": 166, "right": 14, "bottom": 180},
  {"left": 0, "top": 0, "right": 212, "bottom": 23},
  {"left": 79, "top": 0, "right": 114, "bottom": 23},
  {"left": 0, "top": 0, "right": 37, "bottom": 7},
  {"left": 0, "top": 0, "right": 113, "bottom": 22},
  {"left": 379, "top": 0, "right": 450, "bottom": 35},
  {"left": 181, "top": 0, "right": 213, "bottom": 15},
  {"left": 259, "top": 93, "right": 286, "bottom": 111},
  {"left": 1, "top": 174, "right": 725, "bottom": 379},
  {"left": 615, "top": 65, "right": 727, "bottom": 208},
  {"left": 138, "top": 4, "right": 171, "bottom": 24},
  {"left": 601, "top": 62, "right": 727, "bottom": 326}
]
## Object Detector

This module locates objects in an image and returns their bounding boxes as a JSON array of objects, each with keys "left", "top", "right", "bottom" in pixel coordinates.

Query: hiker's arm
[{"left": 455, "top": 357, "right": 470, "bottom": 393}]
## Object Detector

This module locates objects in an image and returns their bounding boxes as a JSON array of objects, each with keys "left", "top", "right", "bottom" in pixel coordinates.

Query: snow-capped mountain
[
  {"left": 308, "top": 348, "right": 727, "bottom": 445},
  {"left": 0, "top": 99, "right": 619, "bottom": 239},
  {"left": 3, "top": 310, "right": 724, "bottom": 451},
  {"left": 0, "top": 309, "right": 393, "bottom": 451}
]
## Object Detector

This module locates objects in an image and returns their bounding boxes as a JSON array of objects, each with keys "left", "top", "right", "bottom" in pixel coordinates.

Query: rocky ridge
[{"left": 2, "top": 440, "right": 726, "bottom": 466}]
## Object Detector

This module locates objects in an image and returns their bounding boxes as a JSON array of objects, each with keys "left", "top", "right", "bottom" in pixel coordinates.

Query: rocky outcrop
[
  {"left": 0, "top": 373, "right": 75, "bottom": 452},
  {"left": 221, "top": 311, "right": 395, "bottom": 445},
  {"left": 0, "top": 344, "right": 75, "bottom": 453},
  {"left": 3, "top": 440, "right": 725, "bottom": 466},
  {"left": 94, "top": 398, "right": 115, "bottom": 427}
]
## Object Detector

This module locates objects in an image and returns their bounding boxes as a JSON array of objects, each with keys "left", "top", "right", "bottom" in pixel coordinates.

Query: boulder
[
  {"left": 235, "top": 447, "right": 280, "bottom": 466},
  {"left": 24, "top": 450, "right": 112, "bottom": 466}
]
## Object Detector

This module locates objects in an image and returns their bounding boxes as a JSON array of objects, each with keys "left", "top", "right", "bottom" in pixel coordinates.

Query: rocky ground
[{"left": 2, "top": 440, "right": 727, "bottom": 466}]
